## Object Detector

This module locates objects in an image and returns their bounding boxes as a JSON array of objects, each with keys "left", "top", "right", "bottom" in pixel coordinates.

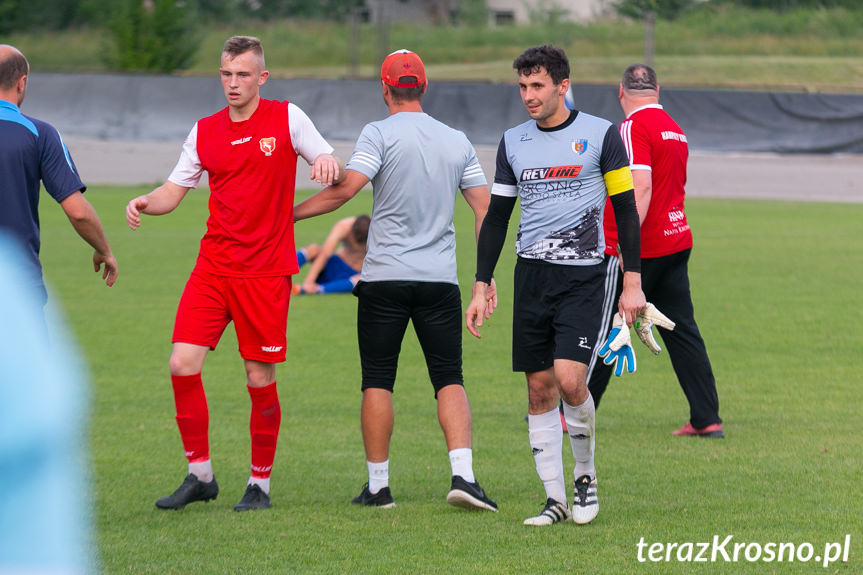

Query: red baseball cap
[{"left": 381, "top": 49, "right": 427, "bottom": 90}]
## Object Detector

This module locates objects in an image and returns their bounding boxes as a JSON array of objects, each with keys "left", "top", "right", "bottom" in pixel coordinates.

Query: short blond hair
[{"left": 222, "top": 36, "right": 265, "bottom": 70}]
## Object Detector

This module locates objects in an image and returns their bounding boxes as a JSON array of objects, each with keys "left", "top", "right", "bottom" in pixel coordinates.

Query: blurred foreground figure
[{"left": 0, "top": 232, "right": 95, "bottom": 574}]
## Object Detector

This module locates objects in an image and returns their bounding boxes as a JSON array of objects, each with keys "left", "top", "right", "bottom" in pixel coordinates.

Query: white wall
[{"left": 486, "top": 0, "right": 614, "bottom": 24}]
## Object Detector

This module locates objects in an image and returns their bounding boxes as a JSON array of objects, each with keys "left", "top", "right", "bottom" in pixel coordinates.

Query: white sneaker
[
  {"left": 572, "top": 475, "right": 598, "bottom": 524},
  {"left": 523, "top": 498, "right": 571, "bottom": 526}
]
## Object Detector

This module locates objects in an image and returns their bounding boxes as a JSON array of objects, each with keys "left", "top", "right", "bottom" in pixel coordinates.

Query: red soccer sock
[
  {"left": 248, "top": 381, "right": 281, "bottom": 479},
  {"left": 171, "top": 373, "right": 210, "bottom": 463}
]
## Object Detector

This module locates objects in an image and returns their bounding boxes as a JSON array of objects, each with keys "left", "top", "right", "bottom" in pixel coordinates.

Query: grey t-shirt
[{"left": 347, "top": 112, "right": 487, "bottom": 284}]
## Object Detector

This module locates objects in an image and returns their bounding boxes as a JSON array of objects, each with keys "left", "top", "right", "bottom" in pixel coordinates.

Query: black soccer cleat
[
  {"left": 446, "top": 475, "right": 498, "bottom": 512},
  {"left": 155, "top": 473, "right": 219, "bottom": 510},
  {"left": 352, "top": 483, "right": 395, "bottom": 508},
  {"left": 233, "top": 483, "right": 272, "bottom": 511}
]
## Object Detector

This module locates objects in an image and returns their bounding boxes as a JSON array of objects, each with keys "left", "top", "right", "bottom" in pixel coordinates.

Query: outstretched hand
[{"left": 126, "top": 196, "right": 149, "bottom": 230}]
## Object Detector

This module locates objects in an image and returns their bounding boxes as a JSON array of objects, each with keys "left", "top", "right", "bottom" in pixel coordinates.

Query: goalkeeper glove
[
  {"left": 634, "top": 303, "right": 676, "bottom": 355},
  {"left": 597, "top": 313, "right": 636, "bottom": 376}
]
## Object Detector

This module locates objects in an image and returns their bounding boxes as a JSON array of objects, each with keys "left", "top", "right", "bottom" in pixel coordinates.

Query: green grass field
[{"left": 38, "top": 188, "right": 861, "bottom": 574}]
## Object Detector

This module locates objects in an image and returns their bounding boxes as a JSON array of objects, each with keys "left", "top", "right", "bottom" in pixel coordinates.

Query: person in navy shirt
[{"left": 0, "top": 44, "right": 117, "bottom": 306}]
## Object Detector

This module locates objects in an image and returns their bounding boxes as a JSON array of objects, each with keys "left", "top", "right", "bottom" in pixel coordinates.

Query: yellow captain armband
[{"left": 604, "top": 166, "right": 634, "bottom": 196}]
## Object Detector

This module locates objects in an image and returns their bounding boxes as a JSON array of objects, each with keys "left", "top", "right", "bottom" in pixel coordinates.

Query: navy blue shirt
[{"left": 0, "top": 99, "right": 85, "bottom": 299}]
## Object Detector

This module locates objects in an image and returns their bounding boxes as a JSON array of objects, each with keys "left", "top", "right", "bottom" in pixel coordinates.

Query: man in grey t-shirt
[{"left": 294, "top": 49, "right": 497, "bottom": 511}]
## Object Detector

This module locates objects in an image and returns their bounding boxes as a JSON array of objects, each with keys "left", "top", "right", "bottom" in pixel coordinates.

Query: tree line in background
[{"left": 1, "top": 0, "right": 859, "bottom": 72}]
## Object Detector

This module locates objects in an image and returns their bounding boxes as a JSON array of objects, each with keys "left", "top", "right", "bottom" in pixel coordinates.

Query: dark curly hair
[{"left": 513, "top": 45, "right": 569, "bottom": 85}]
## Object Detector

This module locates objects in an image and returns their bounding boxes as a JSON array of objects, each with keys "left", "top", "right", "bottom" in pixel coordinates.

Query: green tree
[
  {"left": 0, "top": 0, "right": 15, "bottom": 34},
  {"left": 101, "top": 0, "right": 201, "bottom": 72},
  {"left": 453, "top": 0, "right": 488, "bottom": 27},
  {"left": 0, "top": 0, "right": 85, "bottom": 33},
  {"left": 615, "top": 0, "right": 697, "bottom": 66},
  {"left": 244, "top": 0, "right": 363, "bottom": 20},
  {"left": 196, "top": 0, "right": 245, "bottom": 20}
]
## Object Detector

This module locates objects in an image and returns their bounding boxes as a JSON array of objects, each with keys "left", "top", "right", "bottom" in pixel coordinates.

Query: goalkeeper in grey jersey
[{"left": 466, "top": 44, "right": 646, "bottom": 526}]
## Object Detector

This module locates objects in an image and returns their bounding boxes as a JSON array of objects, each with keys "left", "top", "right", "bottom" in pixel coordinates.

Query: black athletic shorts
[
  {"left": 512, "top": 257, "right": 607, "bottom": 372},
  {"left": 354, "top": 280, "right": 463, "bottom": 395}
]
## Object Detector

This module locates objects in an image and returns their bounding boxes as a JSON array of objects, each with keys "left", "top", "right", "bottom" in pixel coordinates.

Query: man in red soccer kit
[
  {"left": 586, "top": 64, "right": 723, "bottom": 438},
  {"left": 126, "top": 36, "right": 343, "bottom": 511}
]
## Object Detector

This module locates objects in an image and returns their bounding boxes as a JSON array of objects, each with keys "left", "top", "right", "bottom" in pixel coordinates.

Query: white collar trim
[{"left": 627, "top": 103, "right": 663, "bottom": 118}]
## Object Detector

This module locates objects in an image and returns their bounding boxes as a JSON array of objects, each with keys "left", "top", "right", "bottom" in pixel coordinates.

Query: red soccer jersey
[
  {"left": 603, "top": 104, "right": 693, "bottom": 259},
  {"left": 168, "top": 99, "right": 332, "bottom": 277},
  {"left": 194, "top": 99, "right": 298, "bottom": 276}
]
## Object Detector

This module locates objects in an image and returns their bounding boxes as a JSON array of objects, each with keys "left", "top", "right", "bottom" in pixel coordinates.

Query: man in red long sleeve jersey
[{"left": 126, "top": 36, "right": 343, "bottom": 511}]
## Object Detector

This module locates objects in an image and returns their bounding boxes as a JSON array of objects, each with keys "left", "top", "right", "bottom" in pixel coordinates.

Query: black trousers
[{"left": 586, "top": 249, "right": 721, "bottom": 428}]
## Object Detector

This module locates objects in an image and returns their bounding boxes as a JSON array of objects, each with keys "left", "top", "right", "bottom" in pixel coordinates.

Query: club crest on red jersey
[
  {"left": 571, "top": 139, "right": 588, "bottom": 155},
  {"left": 259, "top": 137, "right": 277, "bottom": 156}
]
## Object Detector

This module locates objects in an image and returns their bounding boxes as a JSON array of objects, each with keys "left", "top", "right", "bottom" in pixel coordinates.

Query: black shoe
[
  {"left": 155, "top": 473, "right": 218, "bottom": 510},
  {"left": 233, "top": 484, "right": 272, "bottom": 511},
  {"left": 352, "top": 483, "right": 395, "bottom": 508},
  {"left": 445, "top": 475, "right": 498, "bottom": 512}
]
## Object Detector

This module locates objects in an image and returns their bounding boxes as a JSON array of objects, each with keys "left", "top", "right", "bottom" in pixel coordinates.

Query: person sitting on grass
[{"left": 294, "top": 214, "right": 369, "bottom": 294}]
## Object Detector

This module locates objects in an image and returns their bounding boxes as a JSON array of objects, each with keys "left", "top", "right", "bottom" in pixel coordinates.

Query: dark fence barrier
[{"left": 25, "top": 73, "right": 863, "bottom": 153}]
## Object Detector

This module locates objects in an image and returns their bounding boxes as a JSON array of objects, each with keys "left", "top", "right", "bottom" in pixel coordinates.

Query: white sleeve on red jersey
[
  {"left": 619, "top": 118, "right": 652, "bottom": 173},
  {"left": 167, "top": 123, "right": 204, "bottom": 188},
  {"left": 288, "top": 103, "right": 334, "bottom": 165}
]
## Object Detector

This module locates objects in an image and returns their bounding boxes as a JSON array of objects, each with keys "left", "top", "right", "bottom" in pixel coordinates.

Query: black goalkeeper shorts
[{"left": 511, "top": 257, "right": 607, "bottom": 372}]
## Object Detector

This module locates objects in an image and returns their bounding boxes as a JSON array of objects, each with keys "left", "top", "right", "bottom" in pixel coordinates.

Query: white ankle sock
[
  {"left": 188, "top": 460, "right": 213, "bottom": 483},
  {"left": 367, "top": 459, "right": 389, "bottom": 494},
  {"left": 248, "top": 476, "right": 270, "bottom": 494},
  {"left": 448, "top": 448, "right": 475, "bottom": 483}
]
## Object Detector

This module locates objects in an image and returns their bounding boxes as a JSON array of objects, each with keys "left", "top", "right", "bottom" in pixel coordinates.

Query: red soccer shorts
[{"left": 172, "top": 270, "right": 291, "bottom": 363}]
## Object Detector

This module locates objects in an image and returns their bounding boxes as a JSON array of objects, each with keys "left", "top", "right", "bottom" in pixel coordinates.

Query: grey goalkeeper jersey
[
  {"left": 494, "top": 110, "right": 630, "bottom": 265},
  {"left": 347, "top": 112, "right": 487, "bottom": 284}
]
